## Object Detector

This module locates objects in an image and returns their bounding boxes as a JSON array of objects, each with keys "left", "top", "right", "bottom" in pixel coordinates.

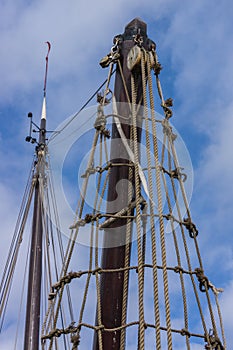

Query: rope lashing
[
  {"left": 70, "top": 213, "right": 102, "bottom": 229},
  {"left": 71, "top": 198, "right": 145, "bottom": 230},
  {"left": 49, "top": 272, "right": 84, "bottom": 299},
  {"left": 94, "top": 106, "right": 110, "bottom": 138},
  {"left": 205, "top": 331, "right": 225, "bottom": 350},
  {"left": 161, "top": 166, "right": 187, "bottom": 182},
  {"left": 71, "top": 335, "right": 80, "bottom": 349},
  {"left": 95, "top": 163, "right": 112, "bottom": 174},
  {"left": 161, "top": 97, "right": 173, "bottom": 119},
  {"left": 174, "top": 265, "right": 185, "bottom": 274},
  {"left": 153, "top": 60, "right": 162, "bottom": 75},
  {"left": 99, "top": 197, "right": 145, "bottom": 230},
  {"left": 70, "top": 325, "right": 80, "bottom": 350},
  {"left": 183, "top": 218, "right": 199, "bottom": 238},
  {"left": 42, "top": 321, "right": 208, "bottom": 341},
  {"left": 161, "top": 118, "right": 177, "bottom": 141},
  {"left": 81, "top": 162, "right": 134, "bottom": 178},
  {"left": 195, "top": 268, "right": 210, "bottom": 292},
  {"left": 97, "top": 91, "right": 112, "bottom": 106},
  {"left": 81, "top": 166, "right": 96, "bottom": 178},
  {"left": 180, "top": 328, "right": 191, "bottom": 338},
  {"left": 163, "top": 213, "right": 181, "bottom": 226}
]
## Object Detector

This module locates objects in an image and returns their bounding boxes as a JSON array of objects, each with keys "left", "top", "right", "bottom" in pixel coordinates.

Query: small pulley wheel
[{"left": 127, "top": 46, "right": 142, "bottom": 71}]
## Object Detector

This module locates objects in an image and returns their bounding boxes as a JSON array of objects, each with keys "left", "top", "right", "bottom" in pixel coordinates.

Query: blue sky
[{"left": 0, "top": 0, "right": 233, "bottom": 348}]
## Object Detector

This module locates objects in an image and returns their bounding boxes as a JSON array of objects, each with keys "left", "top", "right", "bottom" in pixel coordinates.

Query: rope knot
[
  {"left": 164, "top": 213, "right": 173, "bottom": 220},
  {"left": 195, "top": 268, "right": 210, "bottom": 292},
  {"left": 174, "top": 265, "right": 184, "bottom": 274},
  {"left": 205, "top": 331, "right": 225, "bottom": 349},
  {"left": 153, "top": 61, "right": 162, "bottom": 75},
  {"left": 96, "top": 324, "right": 105, "bottom": 331},
  {"left": 183, "top": 218, "right": 198, "bottom": 238},
  {"left": 161, "top": 98, "right": 173, "bottom": 119},
  {"left": 48, "top": 291, "right": 56, "bottom": 300},
  {"left": 170, "top": 167, "right": 187, "bottom": 182},
  {"left": 92, "top": 267, "right": 102, "bottom": 275},
  {"left": 84, "top": 213, "right": 97, "bottom": 223},
  {"left": 71, "top": 333, "right": 80, "bottom": 347},
  {"left": 94, "top": 101, "right": 111, "bottom": 138},
  {"left": 161, "top": 119, "right": 177, "bottom": 141},
  {"left": 181, "top": 328, "right": 191, "bottom": 337},
  {"left": 161, "top": 166, "right": 187, "bottom": 182}
]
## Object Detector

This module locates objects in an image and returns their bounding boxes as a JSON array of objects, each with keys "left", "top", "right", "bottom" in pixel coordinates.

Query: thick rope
[
  {"left": 162, "top": 134, "right": 190, "bottom": 349},
  {"left": 148, "top": 51, "right": 173, "bottom": 349},
  {"left": 141, "top": 49, "right": 161, "bottom": 348},
  {"left": 131, "top": 72, "right": 145, "bottom": 349}
]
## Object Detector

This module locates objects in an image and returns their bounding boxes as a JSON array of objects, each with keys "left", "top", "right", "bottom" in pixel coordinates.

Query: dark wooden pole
[
  {"left": 93, "top": 18, "right": 153, "bottom": 349},
  {"left": 24, "top": 104, "right": 46, "bottom": 350}
]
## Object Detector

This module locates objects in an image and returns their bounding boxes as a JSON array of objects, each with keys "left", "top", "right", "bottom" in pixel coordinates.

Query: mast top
[
  {"left": 125, "top": 17, "right": 147, "bottom": 35},
  {"left": 117, "top": 18, "right": 155, "bottom": 50},
  {"left": 120, "top": 18, "right": 147, "bottom": 41}
]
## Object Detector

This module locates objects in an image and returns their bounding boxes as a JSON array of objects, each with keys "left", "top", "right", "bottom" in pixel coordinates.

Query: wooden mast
[
  {"left": 93, "top": 18, "right": 153, "bottom": 349},
  {"left": 24, "top": 106, "right": 46, "bottom": 350},
  {"left": 24, "top": 44, "right": 50, "bottom": 350}
]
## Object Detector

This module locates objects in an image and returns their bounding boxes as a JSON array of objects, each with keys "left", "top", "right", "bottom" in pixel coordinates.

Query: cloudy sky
[{"left": 0, "top": 0, "right": 233, "bottom": 348}]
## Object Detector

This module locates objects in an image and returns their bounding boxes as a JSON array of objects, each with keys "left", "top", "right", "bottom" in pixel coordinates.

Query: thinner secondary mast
[{"left": 24, "top": 42, "right": 51, "bottom": 350}]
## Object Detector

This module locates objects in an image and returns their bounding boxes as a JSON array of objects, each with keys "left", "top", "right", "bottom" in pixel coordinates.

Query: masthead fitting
[{"left": 41, "top": 96, "right": 47, "bottom": 120}]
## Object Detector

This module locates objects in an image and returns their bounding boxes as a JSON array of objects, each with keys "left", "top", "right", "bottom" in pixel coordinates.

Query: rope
[
  {"left": 131, "top": 70, "right": 145, "bottom": 349},
  {"left": 0, "top": 161, "right": 36, "bottom": 330},
  {"left": 141, "top": 49, "right": 161, "bottom": 348},
  {"left": 13, "top": 224, "right": 31, "bottom": 350},
  {"left": 148, "top": 50, "right": 173, "bottom": 349},
  {"left": 161, "top": 134, "right": 190, "bottom": 349},
  {"left": 120, "top": 129, "right": 133, "bottom": 349},
  {"left": 42, "top": 321, "right": 207, "bottom": 341},
  {"left": 166, "top": 122, "right": 210, "bottom": 343},
  {"left": 49, "top": 69, "right": 116, "bottom": 143}
]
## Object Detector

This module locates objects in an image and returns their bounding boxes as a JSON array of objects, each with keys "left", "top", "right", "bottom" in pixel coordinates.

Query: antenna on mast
[
  {"left": 43, "top": 41, "right": 51, "bottom": 98},
  {"left": 25, "top": 41, "right": 51, "bottom": 144}
]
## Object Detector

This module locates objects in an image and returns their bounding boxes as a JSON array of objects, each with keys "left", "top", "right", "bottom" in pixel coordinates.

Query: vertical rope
[
  {"left": 131, "top": 72, "right": 145, "bottom": 349},
  {"left": 166, "top": 138, "right": 210, "bottom": 343},
  {"left": 163, "top": 135, "right": 190, "bottom": 349},
  {"left": 141, "top": 50, "right": 161, "bottom": 348},
  {"left": 94, "top": 134, "right": 104, "bottom": 350},
  {"left": 214, "top": 292, "right": 227, "bottom": 349},
  {"left": 148, "top": 54, "right": 173, "bottom": 349},
  {"left": 120, "top": 138, "right": 133, "bottom": 348}
]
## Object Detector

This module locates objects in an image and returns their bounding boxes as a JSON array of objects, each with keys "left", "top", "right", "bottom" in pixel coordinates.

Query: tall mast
[
  {"left": 93, "top": 19, "right": 154, "bottom": 349},
  {"left": 24, "top": 42, "right": 50, "bottom": 350}
]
